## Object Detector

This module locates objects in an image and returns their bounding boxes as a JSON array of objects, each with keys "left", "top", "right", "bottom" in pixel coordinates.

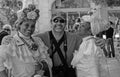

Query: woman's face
[
  {"left": 51, "top": 17, "right": 66, "bottom": 33},
  {"left": 78, "top": 24, "right": 86, "bottom": 34},
  {"left": 19, "top": 20, "right": 35, "bottom": 37},
  {"left": 78, "top": 22, "right": 91, "bottom": 35}
]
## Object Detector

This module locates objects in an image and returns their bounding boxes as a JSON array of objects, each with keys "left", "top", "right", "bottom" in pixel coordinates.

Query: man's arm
[{"left": 0, "top": 70, "right": 8, "bottom": 77}]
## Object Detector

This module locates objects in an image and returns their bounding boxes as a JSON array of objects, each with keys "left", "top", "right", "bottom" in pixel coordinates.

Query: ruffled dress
[
  {"left": 0, "top": 32, "right": 52, "bottom": 77},
  {"left": 71, "top": 36, "right": 103, "bottom": 77}
]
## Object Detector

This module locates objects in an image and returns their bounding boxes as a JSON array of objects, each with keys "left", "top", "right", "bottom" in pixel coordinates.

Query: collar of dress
[{"left": 13, "top": 32, "right": 31, "bottom": 46}]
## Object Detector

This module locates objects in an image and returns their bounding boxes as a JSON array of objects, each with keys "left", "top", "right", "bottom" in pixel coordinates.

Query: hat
[
  {"left": 52, "top": 12, "right": 66, "bottom": 20},
  {"left": 16, "top": 4, "right": 40, "bottom": 23},
  {"left": 15, "top": 4, "right": 40, "bottom": 29},
  {"left": 3, "top": 24, "right": 12, "bottom": 30}
]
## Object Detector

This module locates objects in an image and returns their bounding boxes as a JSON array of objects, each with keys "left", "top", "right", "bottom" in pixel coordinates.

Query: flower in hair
[
  {"left": 16, "top": 4, "right": 39, "bottom": 24},
  {"left": 23, "top": 8, "right": 31, "bottom": 14},
  {"left": 28, "top": 4, "right": 36, "bottom": 10},
  {"left": 27, "top": 11, "right": 37, "bottom": 20}
]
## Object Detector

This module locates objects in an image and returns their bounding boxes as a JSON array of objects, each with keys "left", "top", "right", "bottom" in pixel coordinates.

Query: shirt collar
[
  {"left": 13, "top": 33, "right": 24, "bottom": 46},
  {"left": 18, "top": 31, "right": 30, "bottom": 39},
  {"left": 83, "top": 36, "right": 94, "bottom": 41}
]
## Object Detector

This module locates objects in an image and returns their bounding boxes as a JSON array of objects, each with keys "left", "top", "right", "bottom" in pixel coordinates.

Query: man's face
[
  {"left": 78, "top": 23, "right": 86, "bottom": 34},
  {"left": 51, "top": 17, "right": 66, "bottom": 33}
]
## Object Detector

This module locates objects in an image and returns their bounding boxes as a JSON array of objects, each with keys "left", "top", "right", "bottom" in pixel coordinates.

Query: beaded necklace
[{"left": 18, "top": 33, "right": 38, "bottom": 51}]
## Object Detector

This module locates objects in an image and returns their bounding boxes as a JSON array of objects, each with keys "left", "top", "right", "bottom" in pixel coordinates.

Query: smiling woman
[{"left": 0, "top": 4, "right": 52, "bottom": 77}]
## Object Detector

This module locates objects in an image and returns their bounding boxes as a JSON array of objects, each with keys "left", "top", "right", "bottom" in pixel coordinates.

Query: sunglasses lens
[
  {"left": 60, "top": 19, "right": 65, "bottom": 23},
  {"left": 53, "top": 18, "right": 65, "bottom": 23},
  {"left": 53, "top": 19, "right": 58, "bottom": 23}
]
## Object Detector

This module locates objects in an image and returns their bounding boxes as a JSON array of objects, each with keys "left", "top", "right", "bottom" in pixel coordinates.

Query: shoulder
[
  {"left": 33, "top": 31, "right": 50, "bottom": 46},
  {"left": 65, "top": 31, "right": 78, "bottom": 38},
  {"left": 33, "top": 31, "right": 49, "bottom": 38},
  {"left": 1, "top": 35, "right": 13, "bottom": 45},
  {"left": 33, "top": 35, "right": 48, "bottom": 47},
  {"left": 65, "top": 32, "right": 83, "bottom": 49},
  {"left": 33, "top": 36, "right": 49, "bottom": 52},
  {"left": 65, "top": 31, "right": 82, "bottom": 42},
  {"left": 33, "top": 36, "right": 44, "bottom": 44},
  {"left": 0, "top": 45, "right": 10, "bottom": 63}
]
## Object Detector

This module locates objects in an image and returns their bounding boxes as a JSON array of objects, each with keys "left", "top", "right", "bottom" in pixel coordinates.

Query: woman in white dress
[
  {"left": 0, "top": 4, "right": 52, "bottom": 77},
  {"left": 71, "top": 4, "right": 120, "bottom": 77},
  {"left": 71, "top": 21, "right": 104, "bottom": 77}
]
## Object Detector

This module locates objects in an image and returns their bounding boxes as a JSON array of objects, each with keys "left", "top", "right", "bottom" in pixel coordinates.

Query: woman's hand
[{"left": 95, "top": 37, "right": 106, "bottom": 49}]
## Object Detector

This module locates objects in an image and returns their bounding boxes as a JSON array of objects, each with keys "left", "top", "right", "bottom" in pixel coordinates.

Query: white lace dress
[
  {"left": 0, "top": 32, "right": 52, "bottom": 77},
  {"left": 71, "top": 36, "right": 103, "bottom": 77}
]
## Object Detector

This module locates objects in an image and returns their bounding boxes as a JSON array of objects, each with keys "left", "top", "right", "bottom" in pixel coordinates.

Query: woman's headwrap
[{"left": 15, "top": 4, "right": 40, "bottom": 30}]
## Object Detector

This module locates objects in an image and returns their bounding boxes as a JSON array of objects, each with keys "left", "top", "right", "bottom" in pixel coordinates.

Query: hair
[{"left": 15, "top": 4, "right": 40, "bottom": 30}]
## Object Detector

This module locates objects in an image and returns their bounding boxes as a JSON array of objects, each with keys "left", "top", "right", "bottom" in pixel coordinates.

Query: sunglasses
[{"left": 53, "top": 18, "right": 65, "bottom": 23}]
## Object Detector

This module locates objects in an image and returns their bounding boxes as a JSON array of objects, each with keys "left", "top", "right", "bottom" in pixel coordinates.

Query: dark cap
[{"left": 52, "top": 12, "right": 66, "bottom": 20}]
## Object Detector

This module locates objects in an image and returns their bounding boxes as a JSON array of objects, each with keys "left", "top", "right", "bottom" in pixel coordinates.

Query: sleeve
[
  {"left": 71, "top": 40, "right": 87, "bottom": 67},
  {"left": 1, "top": 35, "right": 13, "bottom": 45},
  {"left": 84, "top": 39, "right": 103, "bottom": 57},
  {"left": 33, "top": 32, "right": 49, "bottom": 47},
  {"left": 83, "top": 39, "right": 97, "bottom": 55},
  {"left": 71, "top": 39, "right": 99, "bottom": 67},
  {"left": 37, "top": 37, "right": 48, "bottom": 53},
  {"left": 0, "top": 45, "right": 9, "bottom": 72},
  {"left": 37, "top": 37, "right": 52, "bottom": 67}
]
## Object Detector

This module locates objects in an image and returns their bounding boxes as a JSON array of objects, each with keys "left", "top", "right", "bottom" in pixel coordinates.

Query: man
[
  {"left": 34, "top": 12, "right": 105, "bottom": 77},
  {"left": 0, "top": 24, "right": 11, "bottom": 45},
  {"left": 105, "top": 22, "right": 115, "bottom": 57},
  {"left": 96, "top": 21, "right": 115, "bottom": 57}
]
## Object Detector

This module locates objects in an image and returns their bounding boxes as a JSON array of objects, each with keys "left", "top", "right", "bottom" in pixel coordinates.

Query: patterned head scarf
[{"left": 15, "top": 4, "right": 40, "bottom": 30}]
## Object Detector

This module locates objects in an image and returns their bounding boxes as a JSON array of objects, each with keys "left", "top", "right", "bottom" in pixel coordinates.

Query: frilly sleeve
[
  {"left": 36, "top": 37, "right": 52, "bottom": 67},
  {"left": 71, "top": 38, "right": 102, "bottom": 67},
  {"left": 0, "top": 45, "right": 9, "bottom": 71},
  {"left": 1, "top": 35, "right": 13, "bottom": 45}
]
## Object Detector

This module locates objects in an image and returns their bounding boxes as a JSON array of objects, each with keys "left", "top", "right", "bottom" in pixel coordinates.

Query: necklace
[{"left": 18, "top": 33, "right": 38, "bottom": 51}]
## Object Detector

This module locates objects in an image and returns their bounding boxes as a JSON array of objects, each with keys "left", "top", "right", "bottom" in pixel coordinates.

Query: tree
[{"left": 0, "top": 0, "right": 23, "bottom": 27}]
